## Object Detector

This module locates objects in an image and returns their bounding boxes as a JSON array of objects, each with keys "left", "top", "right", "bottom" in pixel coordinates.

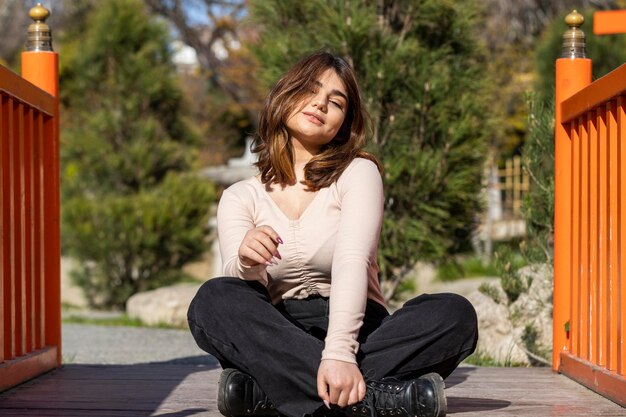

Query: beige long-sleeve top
[{"left": 217, "top": 157, "right": 386, "bottom": 364}]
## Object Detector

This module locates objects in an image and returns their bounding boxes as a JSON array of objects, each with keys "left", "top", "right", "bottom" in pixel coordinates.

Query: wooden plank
[
  {"left": 1, "top": 366, "right": 625, "bottom": 416},
  {"left": 0, "top": 364, "right": 219, "bottom": 413},
  {"left": 560, "top": 352, "right": 626, "bottom": 408},
  {"left": 0, "top": 346, "right": 57, "bottom": 392},
  {"left": 0, "top": 66, "right": 54, "bottom": 116},
  {"left": 446, "top": 367, "right": 626, "bottom": 416}
]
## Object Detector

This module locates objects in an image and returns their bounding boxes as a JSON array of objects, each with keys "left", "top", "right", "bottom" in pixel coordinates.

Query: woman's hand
[
  {"left": 238, "top": 226, "right": 282, "bottom": 267},
  {"left": 317, "top": 359, "right": 366, "bottom": 408}
]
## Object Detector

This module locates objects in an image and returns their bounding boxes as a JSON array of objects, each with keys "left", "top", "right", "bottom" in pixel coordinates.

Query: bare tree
[
  {"left": 144, "top": 0, "right": 261, "bottom": 123},
  {"left": 0, "top": 0, "right": 99, "bottom": 65},
  {"left": 482, "top": 0, "right": 620, "bottom": 48},
  {"left": 0, "top": 0, "right": 32, "bottom": 65}
]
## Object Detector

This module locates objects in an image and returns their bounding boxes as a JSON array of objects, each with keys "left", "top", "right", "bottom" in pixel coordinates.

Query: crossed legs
[{"left": 188, "top": 277, "right": 478, "bottom": 417}]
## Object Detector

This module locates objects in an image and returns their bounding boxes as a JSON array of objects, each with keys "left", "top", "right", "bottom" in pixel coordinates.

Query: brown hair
[{"left": 253, "top": 51, "right": 380, "bottom": 191}]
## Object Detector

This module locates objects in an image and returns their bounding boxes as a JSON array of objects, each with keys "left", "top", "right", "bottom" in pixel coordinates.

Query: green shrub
[
  {"left": 521, "top": 323, "right": 551, "bottom": 366},
  {"left": 59, "top": 0, "right": 212, "bottom": 309},
  {"left": 437, "top": 255, "right": 500, "bottom": 282},
  {"left": 63, "top": 174, "right": 213, "bottom": 309},
  {"left": 493, "top": 246, "right": 528, "bottom": 304},
  {"left": 478, "top": 282, "right": 503, "bottom": 304}
]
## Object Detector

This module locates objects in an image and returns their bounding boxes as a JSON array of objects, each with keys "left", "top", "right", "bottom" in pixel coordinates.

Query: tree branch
[{"left": 144, "top": 0, "right": 259, "bottom": 122}]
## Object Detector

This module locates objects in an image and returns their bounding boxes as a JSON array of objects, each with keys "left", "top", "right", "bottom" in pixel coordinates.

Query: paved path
[{"left": 62, "top": 323, "right": 215, "bottom": 365}]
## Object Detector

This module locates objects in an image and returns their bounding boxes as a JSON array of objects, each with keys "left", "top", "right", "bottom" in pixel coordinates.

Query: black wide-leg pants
[{"left": 187, "top": 277, "right": 478, "bottom": 417}]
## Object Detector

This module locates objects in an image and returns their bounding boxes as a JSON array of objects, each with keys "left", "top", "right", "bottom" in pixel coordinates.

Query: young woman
[{"left": 188, "top": 51, "right": 478, "bottom": 417}]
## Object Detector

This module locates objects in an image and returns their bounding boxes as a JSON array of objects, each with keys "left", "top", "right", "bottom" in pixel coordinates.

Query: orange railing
[
  {"left": 553, "top": 11, "right": 626, "bottom": 406},
  {"left": 0, "top": 5, "right": 60, "bottom": 391}
]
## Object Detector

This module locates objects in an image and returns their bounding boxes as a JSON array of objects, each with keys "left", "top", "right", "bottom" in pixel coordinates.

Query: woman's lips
[{"left": 303, "top": 112, "right": 324, "bottom": 125}]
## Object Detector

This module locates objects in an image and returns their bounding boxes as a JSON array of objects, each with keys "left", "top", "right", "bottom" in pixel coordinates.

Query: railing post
[
  {"left": 20, "top": 3, "right": 61, "bottom": 367},
  {"left": 553, "top": 10, "right": 592, "bottom": 371}
]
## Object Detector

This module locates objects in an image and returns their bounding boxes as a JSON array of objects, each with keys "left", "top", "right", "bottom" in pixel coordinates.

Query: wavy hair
[{"left": 253, "top": 51, "right": 380, "bottom": 191}]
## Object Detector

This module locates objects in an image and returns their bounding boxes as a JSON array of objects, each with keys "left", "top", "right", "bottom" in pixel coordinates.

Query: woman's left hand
[{"left": 317, "top": 359, "right": 366, "bottom": 408}]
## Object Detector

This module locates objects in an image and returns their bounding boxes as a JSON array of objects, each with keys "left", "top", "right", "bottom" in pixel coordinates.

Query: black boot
[
  {"left": 217, "top": 368, "right": 279, "bottom": 416},
  {"left": 345, "top": 373, "right": 446, "bottom": 417}
]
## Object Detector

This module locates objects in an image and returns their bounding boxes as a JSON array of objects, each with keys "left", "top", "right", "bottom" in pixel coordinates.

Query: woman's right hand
[
  {"left": 238, "top": 225, "right": 282, "bottom": 267},
  {"left": 317, "top": 359, "right": 366, "bottom": 408}
]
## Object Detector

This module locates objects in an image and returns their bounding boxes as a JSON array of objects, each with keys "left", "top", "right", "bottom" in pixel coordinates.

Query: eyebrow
[{"left": 314, "top": 80, "right": 348, "bottom": 102}]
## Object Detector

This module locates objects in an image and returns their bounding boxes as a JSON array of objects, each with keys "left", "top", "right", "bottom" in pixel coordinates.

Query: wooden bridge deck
[{"left": 0, "top": 365, "right": 624, "bottom": 416}]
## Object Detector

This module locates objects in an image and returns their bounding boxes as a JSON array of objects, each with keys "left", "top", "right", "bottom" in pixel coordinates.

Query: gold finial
[
  {"left": 26, "top": 3, "right": 53, "bottom": 52},
  {"left": 565, "top": 10, "right": 584, "bottom": 28},
  {"left": 29, "top": 3, "right": 50, "bottom": 22},
  {"left": 562, "top": 10, "right": 586, "bottom": 59}
]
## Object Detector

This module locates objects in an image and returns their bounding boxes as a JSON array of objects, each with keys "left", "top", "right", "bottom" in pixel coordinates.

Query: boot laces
[
  {"left": 252, "top": 386, "right": 275, "bottom": 413},
  {"left": 361, "top": 380, "right": 406, "bottom": 417},
  {"left": 252, "top": 397, "right": 275, "bottom": 413}
]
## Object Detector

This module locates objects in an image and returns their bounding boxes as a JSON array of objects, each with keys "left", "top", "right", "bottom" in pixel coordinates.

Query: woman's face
[{"left": 285, "top": 69, "right": 348, "bottom": 153}]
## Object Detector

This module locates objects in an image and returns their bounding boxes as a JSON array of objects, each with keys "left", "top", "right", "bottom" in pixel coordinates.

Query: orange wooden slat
[
  {"left": 24, "top": 106, "right": 34, "bottom": 354},
  {"left": 588, "top": 111, "right": 599, "bottom": 364},
  {"left": 594, "top": 10, "right": 626, "bottom": 35},
  {"left": 6, "top": 97, "right": 16, "bottom": 360},
  {"left": 598, "top": 106, "right": 610, "bottom": 368},
  {"left": 618, "top": 95, "right": 626, "bottom": 376},
  {"left": 571, "top": 119, "right": 582, "bottom": 357},
  {"left": 580, "top": 115, "right": 590, "bottom": 361},
  {"left": 0, "top": 95, "right": 6, "bottom": 363},
  {"left": 42, "top": 113, "right": 60, "bottom": 356},
  {"left": 562, "top": 64, "right": 626, "bottom": 124},
  {"left": 608, "top": 100, "right": 620, "bottom": 372},
  {"left": 34, "top": 112, "right": 44, "bottom": 349},
  {"left": 15, "top": 101, "right": 26, "bottom": 358}
]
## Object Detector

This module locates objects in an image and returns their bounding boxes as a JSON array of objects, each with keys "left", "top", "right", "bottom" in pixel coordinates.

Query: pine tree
[
  {"left": 249, "top": 0, "right": 493, "bottom": 299},
  {"left": 60, "top": 0, "right": 214, "bottom": 308},
  {"left": 520, "top": 94, "right": 555, "bottom": 265}
]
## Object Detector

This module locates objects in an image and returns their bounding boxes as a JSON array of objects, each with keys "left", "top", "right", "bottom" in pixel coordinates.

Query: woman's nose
[{"left": 312, "top": 93, "right": 327, "bottom": 111}]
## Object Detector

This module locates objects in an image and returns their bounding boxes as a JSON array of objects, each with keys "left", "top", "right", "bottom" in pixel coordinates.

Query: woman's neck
[{"left": 291, "top": 137, "right": 320, "bottom": 181}]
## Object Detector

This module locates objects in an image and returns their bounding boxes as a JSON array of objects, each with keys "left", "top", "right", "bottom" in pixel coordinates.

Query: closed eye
[{"left": 330, "top": 100, "right": 343, "bottom": 109}]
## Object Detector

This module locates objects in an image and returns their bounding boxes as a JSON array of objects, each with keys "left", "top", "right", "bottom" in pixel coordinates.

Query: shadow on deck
[{"left": 0, "top": 364, "right": 624, "bottom": 416}]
